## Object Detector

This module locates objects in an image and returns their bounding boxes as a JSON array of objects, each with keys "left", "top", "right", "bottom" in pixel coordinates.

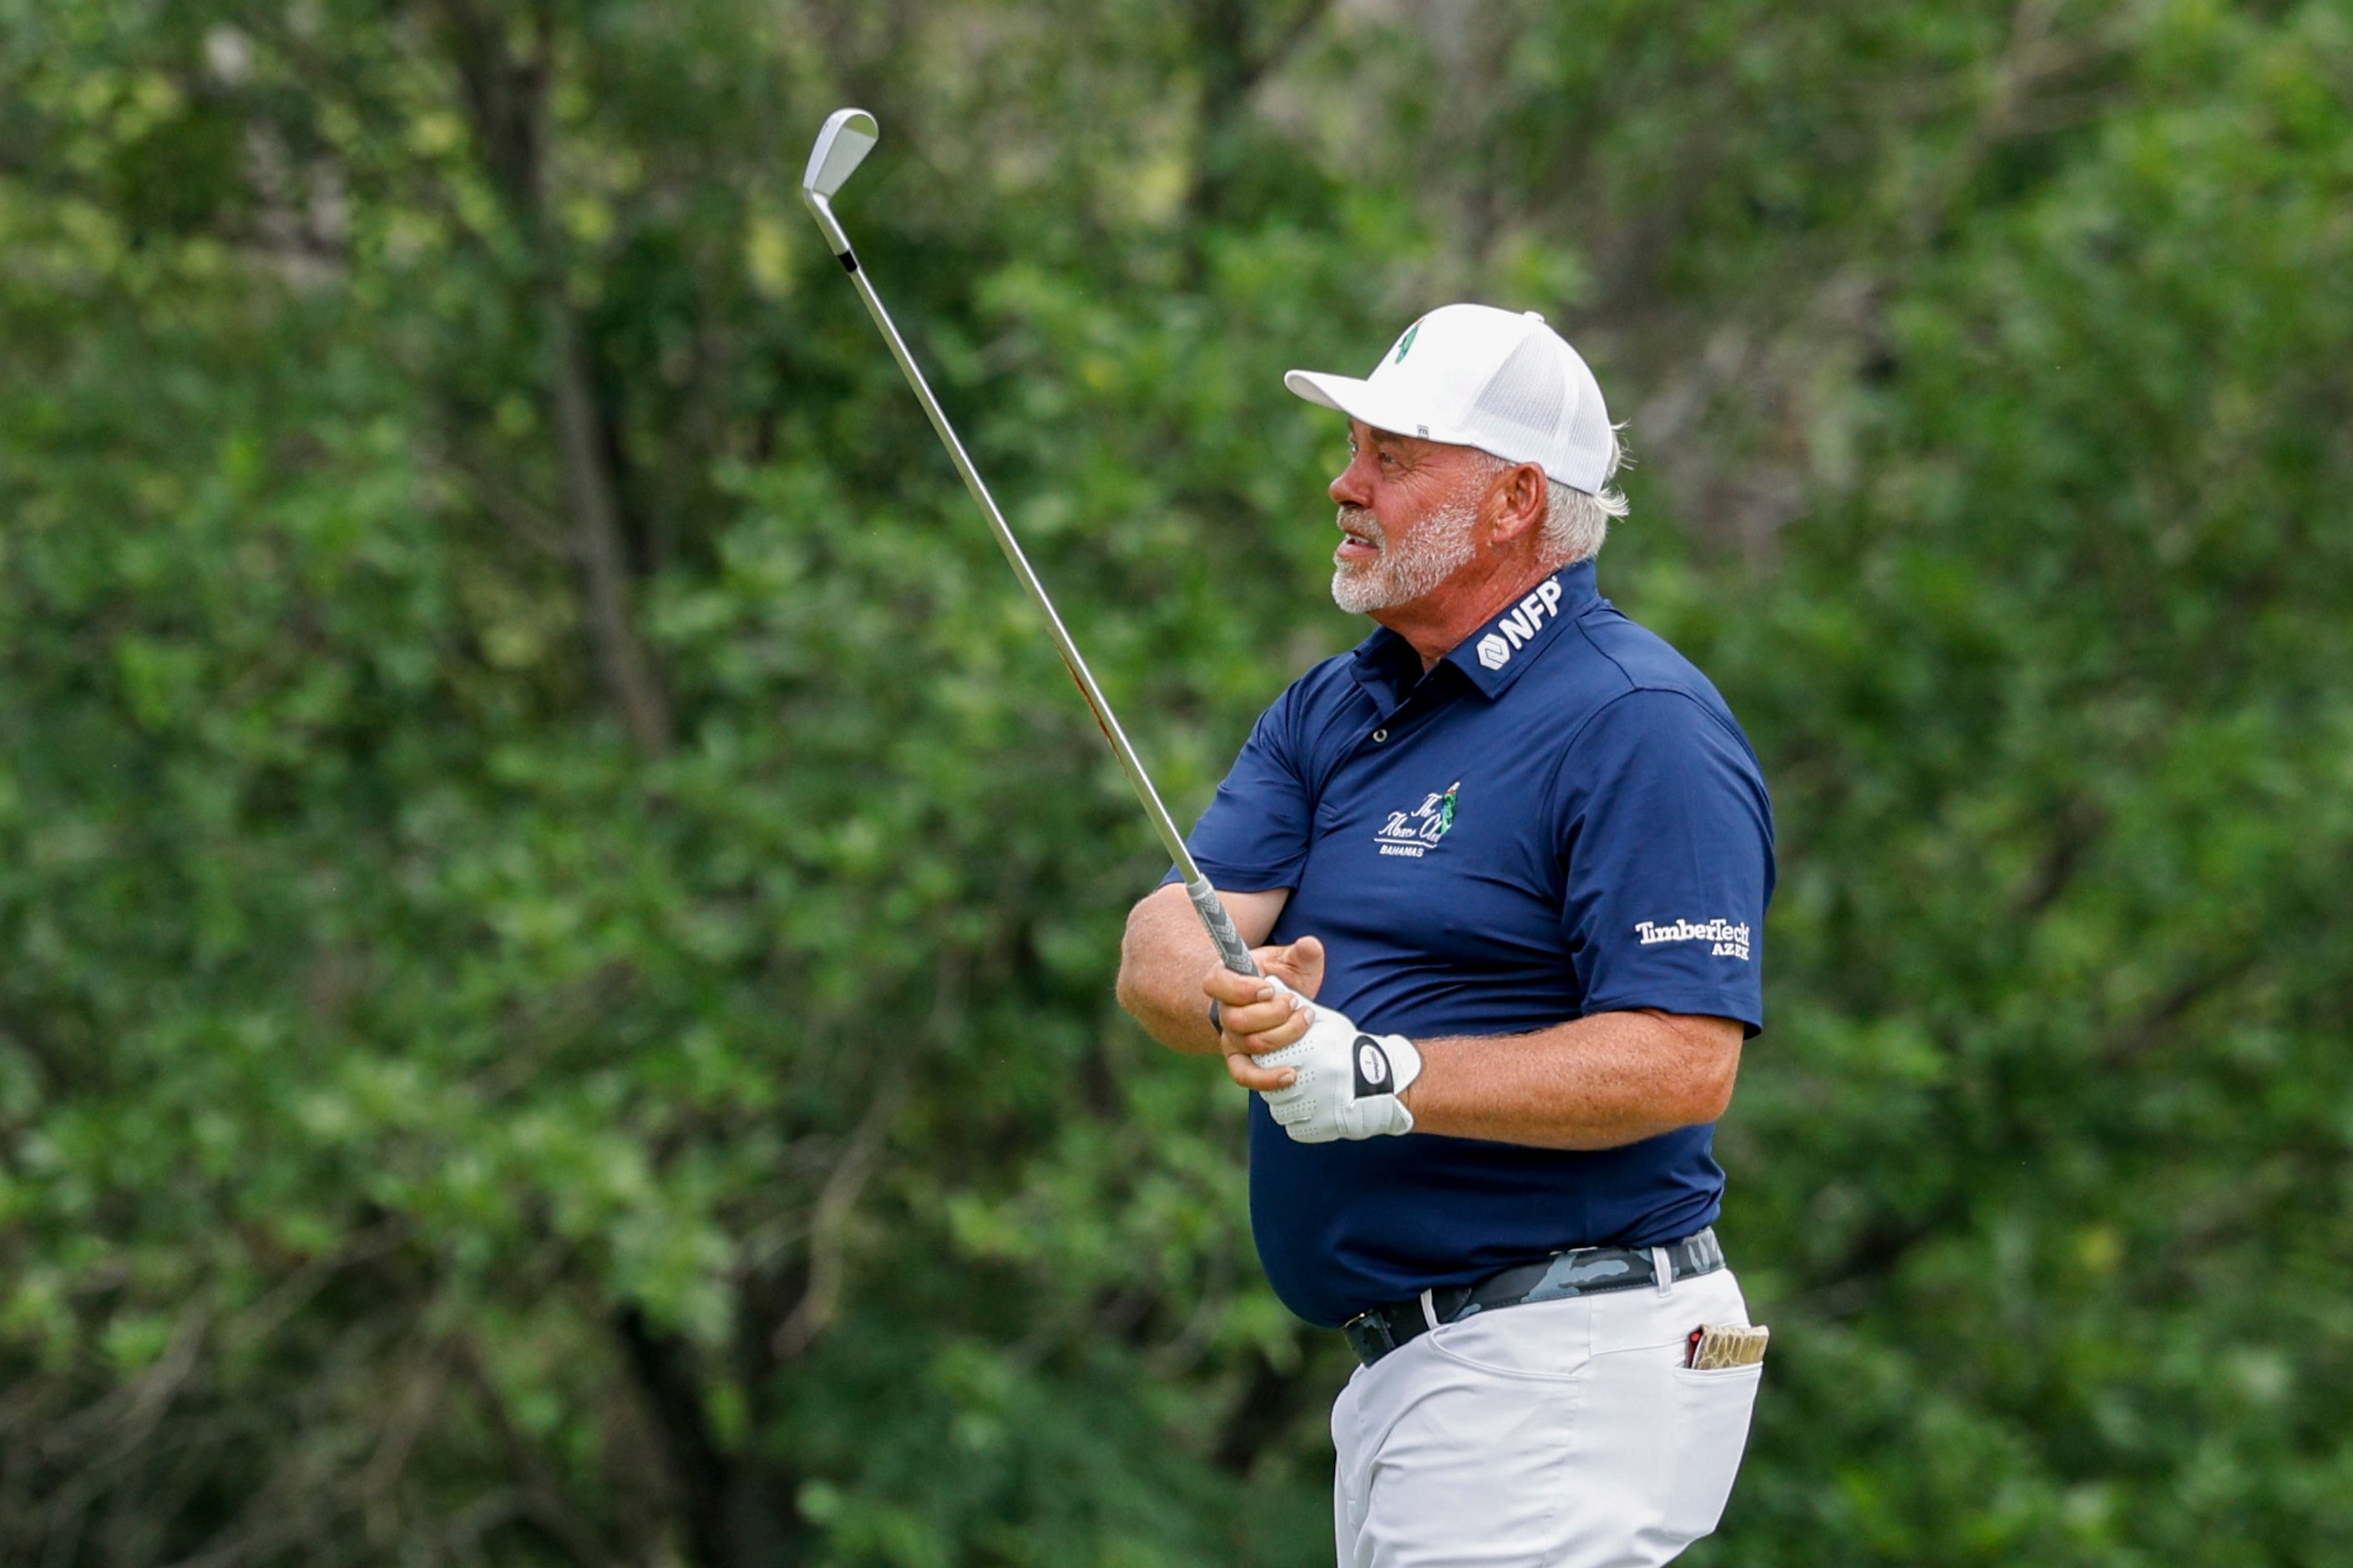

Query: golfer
[{"left": 1116, "top": 303, "right": 1776, "bottom": 1566}]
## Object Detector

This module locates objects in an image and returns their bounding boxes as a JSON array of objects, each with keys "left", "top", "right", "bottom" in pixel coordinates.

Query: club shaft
[{"left": 814, "top": 214, "right": 1259, "bottom": 979}]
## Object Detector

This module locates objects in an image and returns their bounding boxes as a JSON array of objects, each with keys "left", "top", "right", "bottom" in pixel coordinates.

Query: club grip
[{"left": 1183, "top": 876, "right": 1261, "bottom": 978}]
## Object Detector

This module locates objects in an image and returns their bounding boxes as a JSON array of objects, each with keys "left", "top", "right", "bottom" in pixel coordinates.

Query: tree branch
[
  {"left": 548, "top": 298, "right": 675, "bottom": 752},
  {"left": 430, "top": 0, "right": 675, "bottom": 754},
  {"left": 450, "top": 1338, "right": 613, "bottom": 1568},
  {"left": 773, "top": 1075, "right": 903, "bottom": 1360}
]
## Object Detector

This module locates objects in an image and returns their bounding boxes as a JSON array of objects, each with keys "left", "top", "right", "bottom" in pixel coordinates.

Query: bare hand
[{"left": 1203, "top": 936, "right": 1326, "bottom": 1091}]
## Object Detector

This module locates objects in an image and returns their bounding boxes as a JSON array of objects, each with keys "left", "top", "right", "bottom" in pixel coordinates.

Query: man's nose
[{"left": 1329, "top": 452, "right": 1374, "bottom": 508}]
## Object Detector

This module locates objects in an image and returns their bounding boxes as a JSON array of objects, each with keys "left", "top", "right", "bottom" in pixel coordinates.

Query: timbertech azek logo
[
  {"left": 1635, "top": 918, "right": 1752, "bottom": 960},
  {"left": 1375, "top": 781, "right": 1459, "bottom": 858}
]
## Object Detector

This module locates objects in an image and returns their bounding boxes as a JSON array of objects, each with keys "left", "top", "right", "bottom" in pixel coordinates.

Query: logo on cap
[{"left": 1394, "top": 323, "right": 1420, "bottom": 363}]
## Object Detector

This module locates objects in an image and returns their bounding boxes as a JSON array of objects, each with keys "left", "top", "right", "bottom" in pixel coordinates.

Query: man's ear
[{"left": 1487, "top": 462, "right": 1549, "bottom": 544}]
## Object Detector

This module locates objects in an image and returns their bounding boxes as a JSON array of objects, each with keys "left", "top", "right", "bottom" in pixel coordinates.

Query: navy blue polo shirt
[{"left": 1175, "top": 560, "right": 1774, "bottom": 1327}]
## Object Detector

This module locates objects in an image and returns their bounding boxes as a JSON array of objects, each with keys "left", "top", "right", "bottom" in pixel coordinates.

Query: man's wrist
[
  {"left": 1394, "top": 1034, "right": 1438, "bottom": 1125},
  {"left": 1395, "top": 1035, "right": 1424, "bottom": 1113},
  {"left": 1377, "top": 1034, "right": 1424, "bottom": 1115}
]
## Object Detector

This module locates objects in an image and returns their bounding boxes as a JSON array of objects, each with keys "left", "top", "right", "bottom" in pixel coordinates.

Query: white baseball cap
[{"left": 1284, "top": 304, "right": 1617, "bottom": 494}]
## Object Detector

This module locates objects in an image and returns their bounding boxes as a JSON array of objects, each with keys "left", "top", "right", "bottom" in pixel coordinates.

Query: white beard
[{"left": 1330, "top": 498, "right": 1480, "bottom": 614}]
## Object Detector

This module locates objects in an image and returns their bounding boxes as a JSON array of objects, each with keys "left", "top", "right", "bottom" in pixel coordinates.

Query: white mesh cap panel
[
  {"left": 1470, "top": 333, "right": 1567, "bottom": 437},
  {"left": 1560, "top": 353, "right": 1615, "bottom": 491}
]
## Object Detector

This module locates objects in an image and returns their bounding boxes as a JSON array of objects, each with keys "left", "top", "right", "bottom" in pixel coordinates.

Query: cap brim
[{"left": 1283, "top": 370, "right": 1448, "bottom": 443}]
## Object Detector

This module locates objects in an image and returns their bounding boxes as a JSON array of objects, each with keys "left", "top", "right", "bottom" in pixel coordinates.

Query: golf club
[{"left": 800, "top": 108, "right": 1263, "bottom": 981}]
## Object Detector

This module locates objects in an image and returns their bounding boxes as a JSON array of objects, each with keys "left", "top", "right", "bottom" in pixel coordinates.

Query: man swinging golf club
[
  {"left": 798, "top": 109, "right": 1771, "bottom": 1566},
  {"left": 1116, "top": 305, "right": 1777, "bottom": 1567}
]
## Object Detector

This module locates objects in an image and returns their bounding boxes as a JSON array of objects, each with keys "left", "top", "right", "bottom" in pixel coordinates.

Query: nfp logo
[{"left": 1473, "top": 577, "right": 1567, "bottom": 670}]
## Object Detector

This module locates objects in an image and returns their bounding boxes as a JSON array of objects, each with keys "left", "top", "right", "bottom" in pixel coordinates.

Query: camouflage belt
[{"left": 1341, "top": 1228, "right": 1727, "bottom": 1368}]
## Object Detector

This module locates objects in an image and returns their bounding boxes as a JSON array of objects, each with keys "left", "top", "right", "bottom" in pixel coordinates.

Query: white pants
[{"left": 1332, "top": 1266, "right": 1760, "bottom": 1568}]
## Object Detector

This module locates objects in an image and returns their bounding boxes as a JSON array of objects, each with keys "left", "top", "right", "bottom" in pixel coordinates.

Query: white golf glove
[{"left": 1255, "top": 1004, "right": 1422, "bottom": 1143}]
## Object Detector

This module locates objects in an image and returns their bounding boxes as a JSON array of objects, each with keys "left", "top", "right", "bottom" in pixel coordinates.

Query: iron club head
[
  {"left": 800, "top": 109, "right": 878, "bottom": 259},
  {"left": 803, "top": 109, "right": 878, "bottom": 201}
]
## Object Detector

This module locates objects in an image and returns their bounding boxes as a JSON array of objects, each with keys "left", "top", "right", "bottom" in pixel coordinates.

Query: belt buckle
[{"left": 1345, "top": 1309, "right": 1399, "bottom": 1363}]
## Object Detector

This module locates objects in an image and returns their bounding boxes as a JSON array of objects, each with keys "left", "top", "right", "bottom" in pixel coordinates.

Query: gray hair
[{"left": 1475, "top": 430, "right": 1629, "bottom": 567}]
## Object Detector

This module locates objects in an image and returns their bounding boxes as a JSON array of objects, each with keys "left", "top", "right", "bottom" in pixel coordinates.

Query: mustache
[{"left": 1336, "top": 506, "right": 1384, "bottom": 547}]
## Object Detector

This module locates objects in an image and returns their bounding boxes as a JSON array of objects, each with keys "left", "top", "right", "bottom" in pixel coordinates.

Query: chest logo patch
[
  {"left": 1474, "top": 577, "right": 1567, "bottom": 671},
  {"left": 1375, "top": 781, "right": 1460, "bottom": 858}
]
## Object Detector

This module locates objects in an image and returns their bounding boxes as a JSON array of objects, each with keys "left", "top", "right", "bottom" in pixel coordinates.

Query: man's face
[{"left": 1328, "top": 422, "right": 1491, "bottom": 615}]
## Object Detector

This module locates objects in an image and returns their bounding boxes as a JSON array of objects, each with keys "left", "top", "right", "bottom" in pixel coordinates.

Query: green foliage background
[{"left": 2, "top": 1, "right": 2349, "bottom": 1563}]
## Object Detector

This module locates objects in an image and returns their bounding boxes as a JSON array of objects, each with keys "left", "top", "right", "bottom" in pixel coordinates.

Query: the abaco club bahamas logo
[{"left": 1375, "top": 781, "right": 1460, "bottom": 858}]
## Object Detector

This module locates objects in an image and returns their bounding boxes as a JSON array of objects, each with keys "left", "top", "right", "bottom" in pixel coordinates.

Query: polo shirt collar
[
  {"left": 1345, "top": 560, "right": 1600, "bottom": 709},
  {"left": 1346, "top": 625, "right": 1424, "bottom": 713},
  {"left": 1443, "top": 559, "right": 1599, "bottom": 698}
]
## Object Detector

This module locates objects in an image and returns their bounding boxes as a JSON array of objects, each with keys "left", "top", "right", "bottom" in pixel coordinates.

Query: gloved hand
[{"left": 1255, "top": 1004, "right": 1422, "bottom": 1142}]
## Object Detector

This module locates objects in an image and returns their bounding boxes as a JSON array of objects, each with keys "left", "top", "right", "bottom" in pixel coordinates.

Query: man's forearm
[
  {"left": 1116, "top": 882, "right": 1294, "bottom": 1055},
  {"left": 1398, "top": 1010, "right": 1742, "bottom": 1151},
  {"left": 1116, "top": 891, "right": 1225, "bottom": 1054}
]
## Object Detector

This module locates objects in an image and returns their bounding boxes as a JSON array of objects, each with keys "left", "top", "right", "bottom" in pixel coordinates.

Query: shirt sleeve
[
  {"left": 1165, "top": 682, "right": 1318, "bottom": 893},
  {"left": 1555, "top": 689, "right": 1776, "bottom": 1034}
]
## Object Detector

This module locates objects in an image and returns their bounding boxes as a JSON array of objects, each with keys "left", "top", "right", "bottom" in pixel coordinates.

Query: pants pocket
[{"left": 1662, "top": 1362, "right": 1763, "bottom": 1545}]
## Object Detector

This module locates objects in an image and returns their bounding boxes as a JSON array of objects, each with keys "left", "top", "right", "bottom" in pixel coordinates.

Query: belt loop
[
  {"left": 1651, "top": 1246, "right": 1674, "bottom": 1297},
  {"left": 1419, "top": 1288, "right": 1442, "bottom": 1333}
]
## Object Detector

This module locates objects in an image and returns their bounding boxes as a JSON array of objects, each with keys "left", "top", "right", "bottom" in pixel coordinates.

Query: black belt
[{"left": 1341, "top": 1229, "right": 1727, "bottom": 1368}]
